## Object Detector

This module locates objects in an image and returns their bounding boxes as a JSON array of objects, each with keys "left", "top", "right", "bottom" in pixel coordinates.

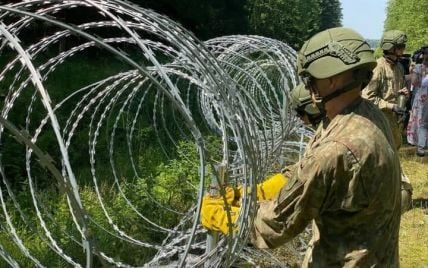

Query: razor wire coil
[{"left": 0, "top": 1, "right": 313, "bottom": 266}]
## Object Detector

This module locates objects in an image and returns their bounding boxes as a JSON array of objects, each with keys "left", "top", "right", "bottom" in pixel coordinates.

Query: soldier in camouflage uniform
[
  {"left": 290, "top": 83, "right": 322, "bottom": 127},
  {"left": 362, "top": 30, "right": 413, "bottom": 213},
  {"left": 251, "top": 28, "right": 402, "bottom": 267},
  {"left": 291, "top": 82, "right": 411, "bottom": 214},
  {"left": 362, "top": 30, "right": 409, "bottom": 149}
]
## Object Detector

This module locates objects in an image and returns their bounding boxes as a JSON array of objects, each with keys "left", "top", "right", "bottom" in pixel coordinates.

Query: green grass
[
  {"left": 399, "top": 146, "right": 428, "bottom": 268},
  {"left": 400, "top": 209, "right": 428, "bottom": 267},
  {"left": 400, "top": 146, "right": 428, "bottom": 200}
]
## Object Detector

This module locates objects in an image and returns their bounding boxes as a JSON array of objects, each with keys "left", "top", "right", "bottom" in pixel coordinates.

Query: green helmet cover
[
  {"left": 297, "top": 27, "right": 376, "bottom": 79},
  {"left": 380, "top": 30, "right": 407, "bottom": 51},
  {"left": 290, "top": 83, "right": 320, "bottom": 115}
]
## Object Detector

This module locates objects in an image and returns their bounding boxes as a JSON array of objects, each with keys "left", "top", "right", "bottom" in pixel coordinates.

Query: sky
[{"left": 340, "top": 0, "right": 388, "bottom": 39}]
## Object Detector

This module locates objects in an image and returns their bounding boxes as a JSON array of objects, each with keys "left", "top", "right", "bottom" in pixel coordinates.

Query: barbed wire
[{"left": 0, "top": 0, "right": 313, "bottom": 266}]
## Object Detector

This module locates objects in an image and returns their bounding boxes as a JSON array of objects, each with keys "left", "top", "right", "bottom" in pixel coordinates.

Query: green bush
[{"left": 0, "top": 136, "right": 221, "bottom": 266}]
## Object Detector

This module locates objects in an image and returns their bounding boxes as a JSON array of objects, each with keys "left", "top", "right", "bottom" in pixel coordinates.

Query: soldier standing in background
[
  {"left": 291, "top": 82, "right": 412, "bottom": 213},
  {"left": 362, "top": 30, "right": 409, "bottom": 149},
  {"left": 362, "top": 30, "right": 413, "bottom": 212}
]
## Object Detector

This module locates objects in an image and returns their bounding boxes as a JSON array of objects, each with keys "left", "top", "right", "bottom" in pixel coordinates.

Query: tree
[
  {"left": 384, "top": 0, "right": 428, "bottom": 53},
  {"left": 248, "top": 0, "right": 343, "bottom": 49},
  {"left": 318, "top": 0, "right": 342, "bottom": 30},
  {"left": 0, "top": 0, "right": 250, "bottom": 41},
  {"left": 131, "top": 0, "right": 250, "bottom": 40},
  {"left": 248, "top": 0, "right": 322, "bottom": 49}
]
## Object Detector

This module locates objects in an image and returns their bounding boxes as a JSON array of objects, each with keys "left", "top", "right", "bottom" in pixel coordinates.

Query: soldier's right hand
[
  {"left": 392, "top": 104, "right": 406, "bottom": 114},
  {"left": 200, "top": 173, "right": 289, "bottom": 234},
  {"left": 234, "top": 173, "right": 289, "bottom": 205}
]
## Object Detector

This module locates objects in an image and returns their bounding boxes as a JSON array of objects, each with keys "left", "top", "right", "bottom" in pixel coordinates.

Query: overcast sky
[{"left": 340, "top": 0, "right": 388, "bottom": 39}]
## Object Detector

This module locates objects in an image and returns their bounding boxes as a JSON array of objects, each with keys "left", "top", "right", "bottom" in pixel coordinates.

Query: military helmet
[
  {"left": 297, "top": 27, "right": 376, "bottom": 79},
  {"left": 380, "top": 30, "right": 407, "bottom": 51},
  {"left": 290, "top": 83, "right": 319, "bottom": 115}
]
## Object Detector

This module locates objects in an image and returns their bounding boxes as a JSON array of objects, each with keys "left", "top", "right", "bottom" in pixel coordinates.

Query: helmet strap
[
  {"left": 384, "top": 47, "right": 403, "bottom": 63},
  {"left": 384, "top": 54, "right": 398, "bottom": 64},
  {"left": 307, "top": 113, "right": 323, "bottom": 127},
  {"left": 312, "top": 92, "right": 327, "bottom": 119},
  {"left": 309, "top": 78, "right": 361, "bottom": 119},
  {"left": 306, "top": 71, "right": 365, "bottom": 119},
  {"left": 320, "top": 79, "right": 361, "bottom": 104}
]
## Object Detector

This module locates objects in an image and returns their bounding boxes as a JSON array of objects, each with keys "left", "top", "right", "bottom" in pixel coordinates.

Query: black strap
[{"left": 321, "top": 80, "right": 361, "bottom": 104}]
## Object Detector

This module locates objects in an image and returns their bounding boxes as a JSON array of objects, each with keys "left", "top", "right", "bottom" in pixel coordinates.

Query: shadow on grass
[
  {"left": 411, "top": 198, "right": 428, "bottom": 215},
  {"left": 399, "top": 145, "right": 427, "bottom": 163}
]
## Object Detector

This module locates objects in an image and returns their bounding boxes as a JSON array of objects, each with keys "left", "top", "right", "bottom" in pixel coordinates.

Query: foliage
[
  {"left": 0, "top": 0, "right": 343, "bottom": 48},
  {"left": 248, "top": 0, "right": 342, "bottom": 49},
  {"left": 384, "top": 0, "right": 428, "bottom": 53},
  {"left": 318, "top": 0, "right": 342, "bottom": 30},
  {"left": 249, "top": 0, "right": 321, "bottom": 49},
  {"left": 0, "top": 136, "right": 221, "bottom": 266},
  {"left": 0, "top": 184, "right": 157, "bottom": 266},
  {"left": 1, "top": 0, "right": 250, "bottom": 41},
  {"left": 148, "top": 140, "right": 201, "bottom": 211},
  {"left": 374, "top": 47, "right": 384, "bottom": 59},
  {"left": 122, "top": 0, "right": 250, "bottom": 40},
  {"left": 0, "top": 53, "right": 129, "bottom": 189},
  {"left": 133, "top": 0, "right": 342, "bottom": 45}
]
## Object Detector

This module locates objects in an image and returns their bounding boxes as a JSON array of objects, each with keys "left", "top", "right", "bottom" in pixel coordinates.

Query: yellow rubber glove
[
  {"left": 235, "top": 173, "right": 288, "bottom": 202},
  {"left": 256, "top": 173, "right": 288, "bottom": 201},
  {"left": 222, "top": 186, "right": 239, "bottom": 205},
  {"left": 200, "top": 173, "right": 288, "bottom": 234},
  {"left": 200, "top": 195, "right": 239, "bottom": 235}
]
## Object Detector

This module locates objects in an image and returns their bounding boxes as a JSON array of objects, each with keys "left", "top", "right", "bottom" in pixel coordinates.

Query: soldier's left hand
[{"left": 200, "top": 194, "right": 240, "bottom": 235}]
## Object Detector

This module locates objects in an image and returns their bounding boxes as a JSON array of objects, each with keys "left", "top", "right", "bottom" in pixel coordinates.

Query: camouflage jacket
[
  {"left": 362, "top": 56, "right": 406, "bottom": 110},
  {"left": 251, "top": 98, "right": 401, "bottom": 267}
]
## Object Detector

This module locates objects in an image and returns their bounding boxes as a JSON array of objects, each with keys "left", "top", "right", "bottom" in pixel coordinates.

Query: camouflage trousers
[
  {"left": 382, "top": 110, "right": 402, "bottom": 150},
  {"left": 383, "top": 110, "right": 413, "bottom": 213}
]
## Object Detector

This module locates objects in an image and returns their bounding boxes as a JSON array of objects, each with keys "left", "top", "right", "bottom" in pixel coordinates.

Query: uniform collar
[
  {"left": 383, "top": 55, "right": 398, "bottom": 65},
  {"left": 340, "top": 97, "right": 363, "bottom": 115}
]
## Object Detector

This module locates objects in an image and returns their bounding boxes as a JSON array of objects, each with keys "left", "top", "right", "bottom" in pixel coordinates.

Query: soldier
[
  {"left": 201, "top": 84, "right": 320, "bottom": 235},
  {"left": 290, "top": 83, "right": 323, "bottom": 127},
  {"left": 362, "top": 30, "right": 413, "bottom": 212},
  {"left": 292, "top": 81, "right": 411, "bottom": 214},
  {"left": 250, "top": 27, "right": 402, "bottom": 267},
  {"left": 201, "top": 27, "right": 402, "bottom": 267},
  {"left": 362, "top": 30, "right": 409, "bottom": 149}
]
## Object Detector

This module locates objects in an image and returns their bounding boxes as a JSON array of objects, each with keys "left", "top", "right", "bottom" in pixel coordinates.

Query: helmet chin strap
[
  {"left": 311, "top": 79, "right": 361, "bottom": 117},
  {"left": 312, "top": 93, "right": 327, "bottom": 119},
  {"left": 307, "top": 113, "right": 323, "bottom": 127},
  {"left": 384, "top": 48, "right": 402, "bottom": 63},
  {"left": 384, "top": 54, "right": 399, "bottom": 63}
]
